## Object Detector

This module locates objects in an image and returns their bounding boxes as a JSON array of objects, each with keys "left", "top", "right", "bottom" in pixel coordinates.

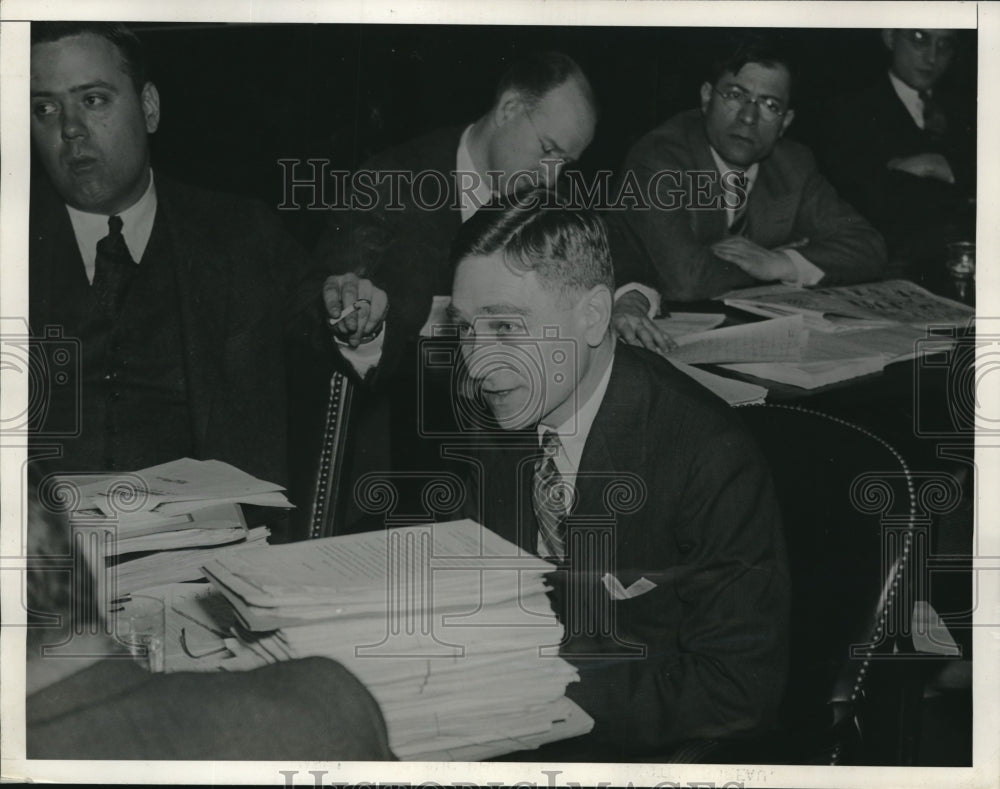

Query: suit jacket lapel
[
  {"left": 748, "top": 159, "right": 797, "bottom": 247},
  {"left": 155, "top": 179, "right": 232, "bottom": 455},
  {"left": 29, "top": 179, "right": 88, "bottom": 332},
  {"left": 688, "top": 120, "right": 733, "bottom": 241},
  {"left": 573, "top": 349, "right": 645, "bottom": 545}
]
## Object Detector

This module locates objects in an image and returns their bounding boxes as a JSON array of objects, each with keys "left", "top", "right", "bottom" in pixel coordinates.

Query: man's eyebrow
[
  {"left": 31, "top": 80, "right": 120, "bottom": 98},
  {"left": 444, "top": 304, "right": 466, "bottom": 323},
  {"left": 728, "top": 78, "right": 786, "bottom": 102},
  {"left": 479, "top": 304, "right": 531, "bottom": 317}
]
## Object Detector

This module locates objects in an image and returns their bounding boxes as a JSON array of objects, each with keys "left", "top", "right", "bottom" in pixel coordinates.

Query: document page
[{"left": 669, "top": 314, "right": 806, "bottom": 364}]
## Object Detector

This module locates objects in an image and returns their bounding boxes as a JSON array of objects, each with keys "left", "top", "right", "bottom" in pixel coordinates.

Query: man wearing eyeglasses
[
  {"left": 814, "top": 30, "right": 974, "bottom": 274},
  {"left": 610, "top": 35, "right": 887, "bottom": 306},
  {"left": 316, "top": 51, "right": 598, "bottom": 313},
  {"left": 314, "top": 52, "right": 668, "bottom": 531}
]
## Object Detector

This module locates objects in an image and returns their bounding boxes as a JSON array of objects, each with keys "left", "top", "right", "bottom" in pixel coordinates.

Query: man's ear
[
  {"left": 141, "top": 82, "right": 160, "bottom": 134},
  {"left": 578, "top": 285, "right": 612, "bottom": 347},
  {"left": 881, "top": 29, "right": 896, "bottom": 52},
  {"left": 699, "top": 81, "right": 713, "bottom": 114},
  {"left": 493, "top": 88, "right": 526, "bottom": 127},
  {"left": 779, "top": 108, "right": 795, "bottom": 137}
]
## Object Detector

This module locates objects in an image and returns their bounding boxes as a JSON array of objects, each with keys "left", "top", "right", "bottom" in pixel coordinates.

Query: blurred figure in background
[{"left": 813, "top": 29, "right": 975, "bottom": 277}]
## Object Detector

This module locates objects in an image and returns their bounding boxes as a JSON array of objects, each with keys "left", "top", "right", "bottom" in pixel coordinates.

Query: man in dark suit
[
  {"left": 311, "top": 53, "right": 668, "bottom": 528},
  {"left": 814, "top": 29, "right": 975, "bottom": 273},
  {"left": 28, "top": 23, "right": 392, "bottom": 487},
  {"left": 23, "top": 480, "right": 394, "bottom": 761},
  {"left": 315, "top": 51, "right": 600, "bottom": 320},
  {"left": 447, "top": 192, "right": 789, "bottom": 757},
  {"left": 610, "top": 36, "right": 887, "bottom": 312}
]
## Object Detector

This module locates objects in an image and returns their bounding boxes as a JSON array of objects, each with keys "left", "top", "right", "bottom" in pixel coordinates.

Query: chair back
[{"left": 737, "top": 403, "right": 917, "bottom": 764}]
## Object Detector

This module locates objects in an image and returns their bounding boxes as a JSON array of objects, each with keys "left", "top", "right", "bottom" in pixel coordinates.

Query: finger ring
[{"left": 354, "top": 298, "right": 371, "bottom": 308}]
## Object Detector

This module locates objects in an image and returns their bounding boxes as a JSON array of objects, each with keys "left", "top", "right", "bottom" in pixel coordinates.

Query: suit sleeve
[
  {"left": 814, "top": 93, "right": 973, "bottom": 256},
  {"left": 564, "top": 424, "right": 790, "bottom": 755},
  {"left": 610, "top": 156, "right": 760, "bottom": 301},
  {"left": 295, "top": 164, "right": 438, "bottom": 385},
  {"left": 314, "top": 163, "right": 437, "bottom": 350},
  {"left": 790, "top": 153, "right": 888, "bottom": 286}
]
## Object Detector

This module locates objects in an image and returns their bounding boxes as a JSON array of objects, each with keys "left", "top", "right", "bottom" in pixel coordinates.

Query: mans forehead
[
  {"left": 533, "top": 81, "right": 596, "bottom": 151},
  {"left": 721, "top": 62, "right": 791, "bottom": 94},
  {"left": 31, "top": 34, "right": 130, "bottom": 79}
]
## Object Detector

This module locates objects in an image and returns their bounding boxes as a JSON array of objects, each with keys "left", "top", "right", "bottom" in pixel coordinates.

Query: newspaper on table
[
  {"left": 706, "top": 280, "right": 972, "bottom": 388},
  {"left": 721, "top": 278, "right": 974, "bottom": 332},
  {"left": 201, "top": 519, "right": 594, "bottom": 760}
]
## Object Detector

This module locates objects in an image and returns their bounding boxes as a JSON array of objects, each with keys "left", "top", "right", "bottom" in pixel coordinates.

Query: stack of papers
[
  {"left": 201, "top": 519, "right": 594, "bottom": 760},
  {"left": 56, "top": 458, "right": 291, "bottom": 596}
]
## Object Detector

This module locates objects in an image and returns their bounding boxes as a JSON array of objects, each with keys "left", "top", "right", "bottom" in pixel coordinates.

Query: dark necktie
[
  {"left": 533, "top": 430, "right": 569, "bottom": 560},
  {"left": 729, "top": 171, "right": 750, "bottom": 236},
  {"left": 919, "top": 89, "right": 948, "bottom": 140},
  {"left": 93, "top": 215, "right": 136, "bottom": 315}
]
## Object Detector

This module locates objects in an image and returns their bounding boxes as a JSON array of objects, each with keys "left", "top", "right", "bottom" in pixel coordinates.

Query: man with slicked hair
[
  {"left": 448, "top": 190, "right": 789, "bottom": 757},
  {"left": 313, "top": 53, "right": 667, "bottom": 530}
]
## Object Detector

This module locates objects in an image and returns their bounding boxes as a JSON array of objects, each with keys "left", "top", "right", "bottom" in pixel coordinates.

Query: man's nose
[
  {"left": 737, "top": 99, "right": 760, "bottom": 125},
  {"left": 60, "top": 105, "right": 87, "bottom": 141}
]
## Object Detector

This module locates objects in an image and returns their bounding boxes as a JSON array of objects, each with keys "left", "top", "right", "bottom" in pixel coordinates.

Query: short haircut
[
  {"left": 708, "top": 32, "right": 796, "bottom": 104},
  {"left": 494, "top": 51, "right": 596, "bottom": 117},
  {"left": 31, "top": 22, "right": 149, "bottom": 94},
  {"left": 451, "top": 188, "right": 614, "bottom": 301}
]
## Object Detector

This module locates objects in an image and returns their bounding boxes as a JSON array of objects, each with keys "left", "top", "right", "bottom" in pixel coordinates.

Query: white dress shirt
[
  {"left": 888, "top": 69, "right": 926, "bottom": 129},
  {"left": 709, "top": 147, "right": 823, "bottom": 288},
  {"left": 456, "top": 125, "right": 495, "bottom": 223},
  {"left": 66, "top": 172, "right": 158, "bottom": 282}
]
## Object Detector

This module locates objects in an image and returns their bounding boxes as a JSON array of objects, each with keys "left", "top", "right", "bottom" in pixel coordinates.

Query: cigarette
[{"left": 328, "top": 304, "right": 358, "bottom": 326}]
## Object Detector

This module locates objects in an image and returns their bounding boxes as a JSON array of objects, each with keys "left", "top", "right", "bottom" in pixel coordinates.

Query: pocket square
[{"left": 601, "top": 573, "right": 657, "bottom": 600}]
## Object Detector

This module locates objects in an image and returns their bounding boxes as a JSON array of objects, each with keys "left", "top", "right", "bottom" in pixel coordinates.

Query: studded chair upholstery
[
  {"left": 668, "top": 403, "right": 921, "bottom": 765},
  {"left": 301, "top": 370, "right": 356, "bottom": 540}
]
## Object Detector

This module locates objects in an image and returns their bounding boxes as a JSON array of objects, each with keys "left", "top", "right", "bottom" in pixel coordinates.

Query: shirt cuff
[
  {"left": 333, "top": 324, "right": 385, "bottom": 378},
  {"left": 780, "top": 250, "right": 824, "bottom": 288},
  {"left": 614, "top": 282, "right": 661, "bottom": 319}
]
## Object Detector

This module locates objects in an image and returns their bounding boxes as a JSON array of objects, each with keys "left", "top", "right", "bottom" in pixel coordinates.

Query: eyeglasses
[
  {"left": 714, "top": 86, "right": 788, "bottom": 121},
  {"left": 903, "top": 30, "right": 957, "bottom": 56}
]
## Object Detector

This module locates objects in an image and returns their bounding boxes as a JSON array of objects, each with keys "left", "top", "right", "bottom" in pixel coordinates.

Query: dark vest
[{"left": 42, "top": 212, "right": 194, "bottom": 472}]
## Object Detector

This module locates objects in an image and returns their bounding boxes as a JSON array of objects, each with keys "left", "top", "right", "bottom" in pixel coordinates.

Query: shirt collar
[
  {"left": 537, "top": 350, "right": 616, "bottom": 474},
  {"left": 66, "top": 171, "right": 158, "bottom": 278},
  {"left": 888, "top": 69, "right": 926, "bottom": 129},
  {"left": 456, "top": 125, "right": 495, "bottom": 223},
  {"left": 708, "top": 146, "right": 759, "bottom": 194}
]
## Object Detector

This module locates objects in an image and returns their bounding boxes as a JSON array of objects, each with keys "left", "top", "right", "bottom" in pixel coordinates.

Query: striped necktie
[
  {"left": 533, "top": 430, "right": 569, "bottom": 561},
  {"left": 93, "top": 215, "right": 137, "bottom": 315},
  {"left": 919, "top": 89, "right": 948, "bottom": 140},
  {"left": 729, "top": 171, "right": 750, "bottom": 236}
]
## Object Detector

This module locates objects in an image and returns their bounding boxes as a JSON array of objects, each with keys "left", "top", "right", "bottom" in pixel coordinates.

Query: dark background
[{"left": 126, "top": 23, "right": 978, "bottom": 249}]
